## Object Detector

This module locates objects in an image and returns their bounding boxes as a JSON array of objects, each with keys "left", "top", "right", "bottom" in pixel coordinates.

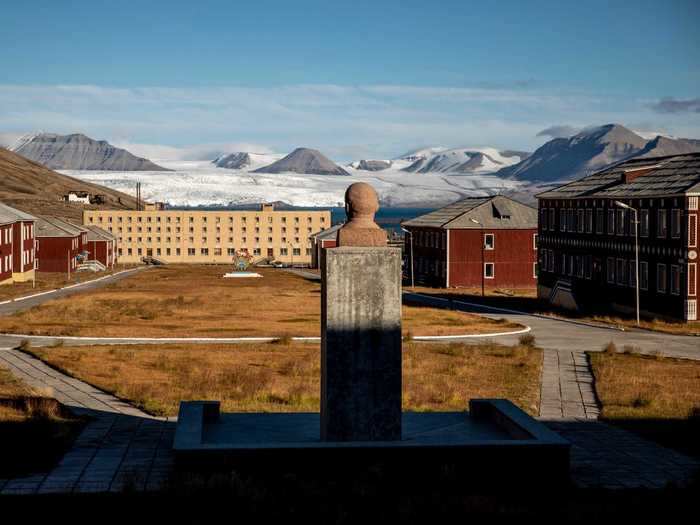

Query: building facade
[
  {"left": 402, "top": 196, "right": 538, "bottom": 289},
  {"left": 537, "top": 152, "right": 700, "bottom": 321},
  {"left": 309, "top": 223, "right": 342, "bottom": 269},
  {"left": 35, "top": 216, "right": 87, "bottom": 274},
  {"left": 0, "top": 203, "right": 38, "bottom": 284},
  {"left": 83, "top": 204, "right": 331, "bottom": 266},
  {"left": 84, "top": 225, "right": 117, "bottom": 268}
]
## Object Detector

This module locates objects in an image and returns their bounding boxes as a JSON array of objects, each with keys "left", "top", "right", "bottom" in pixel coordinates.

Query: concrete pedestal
[{"left": 321, "top": 246, "right": 402, "bottom": 441}]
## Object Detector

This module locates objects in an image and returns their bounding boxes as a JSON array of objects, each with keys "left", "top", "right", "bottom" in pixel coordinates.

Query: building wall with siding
[
  {"left": 36, "top": 236, "right": 79, "bottom": 273},
  {"left": 0, "top": 224, "right": 13, "bottom": 283},
  {"left": 12, "top": 220, "right": 36, "bottom": 281}
]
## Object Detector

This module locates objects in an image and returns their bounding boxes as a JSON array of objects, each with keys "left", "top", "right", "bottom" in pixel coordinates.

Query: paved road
[{"left": 404, "top": 292, "right": 700, "bottom": 360}]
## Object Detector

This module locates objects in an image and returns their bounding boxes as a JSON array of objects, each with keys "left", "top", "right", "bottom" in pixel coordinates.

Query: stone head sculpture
[{"left": 337, "top": 182, "right": 387, "bottom": 247}]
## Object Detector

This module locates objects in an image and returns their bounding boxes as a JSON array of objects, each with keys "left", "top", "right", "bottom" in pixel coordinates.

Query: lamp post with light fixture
[
  {"left": 470, "top": 217, "right": 485, "bottom": 297},
  {"left": 615, "top": 201, "right": 640, "bottom": 326}
]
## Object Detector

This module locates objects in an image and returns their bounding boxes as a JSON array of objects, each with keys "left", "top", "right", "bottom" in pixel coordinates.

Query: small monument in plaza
[
  {"left": 174, "top": 182, "right": 570, "bottom": 484},
  {"left": 223, "top": 249, "right": 261, "bottom": 278},
  {"left": 321, "top": 182, "right": 401, "bottom": 441}
]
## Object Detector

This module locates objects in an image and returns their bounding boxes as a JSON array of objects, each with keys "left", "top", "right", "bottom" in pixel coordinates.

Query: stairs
[{"left": 76, "top": 260, "right": 107, "bottom": 272}]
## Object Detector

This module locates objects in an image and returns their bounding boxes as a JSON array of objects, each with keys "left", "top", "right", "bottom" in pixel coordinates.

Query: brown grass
[
  {"left": 0, "top": 265, "right": 134, "bottom": 302},
  {"left": 0, "top": 265, "right": 523, "bottom": 338},
  {"left": 589, "top": 352, "right": 700, "bottom": 456},
  {"left": 0, "top": 365, "right": 85, "bottom": 477},
  {"left": 29, "top": 342, "right": 542, "bottom": 417},
  {"left": 408, "top": 287, "right": 700, "bottom": 336}
]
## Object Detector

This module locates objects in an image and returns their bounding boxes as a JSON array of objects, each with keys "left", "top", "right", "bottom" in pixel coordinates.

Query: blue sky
[{"left": 1, "top": 0, "right": 698, "bottom": 160}]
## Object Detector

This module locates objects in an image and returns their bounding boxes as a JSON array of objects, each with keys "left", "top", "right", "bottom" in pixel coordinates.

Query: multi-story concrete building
[
  {"left": 401, "top": 196, "right": 538, "bottom": 289},
  {"left": 537, "top": 152, "right": 700, "bottom": 321},
  {"left": 83, "top": 204, "right": 331, "bottom": 266},
  {"left": 0, "top": 203, "right": 37, "bottom": 284}
]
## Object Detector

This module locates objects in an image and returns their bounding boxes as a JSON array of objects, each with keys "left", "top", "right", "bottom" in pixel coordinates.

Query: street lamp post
[
  {"left": 470, "top": 218, "right": 485, "bottom": 297},
  {"left": 400, "top": 226, "right": 415, "bottom": 288},
  {"left": 615, "top": 201, "right": 640, "bottom": 326}
]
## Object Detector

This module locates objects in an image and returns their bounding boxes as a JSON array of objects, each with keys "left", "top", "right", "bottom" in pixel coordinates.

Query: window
[
  {"left": 484, "top": 262, "right": 495, "bottom": 279},
  {"left": 280, "top": 247, "right": 288, "bottom": 256},
  {"left": 607, "top": 257, "right": 615, "bottom": 284},
  {"left": 200, "top": 248, "right": 209, "bottom": 256},
  {"left": 607, "top": 209, "right": 615, "bottom": 235},
  {"left": 540, "top": 209, "right": 548, "bottom": 230},
  {"left": 689, "top": 263, "right": 697, "bottom": 296},
  {"left": 549, "top": 209, "right": 555, "bottom": 231},
  {"left": 533, "top": 234, "right": 538, "bottom": 250},
  {"left": 616, "top": 209, "right": 625, "bottom": 236},
  {"left": 657, "top": 264, "right": 667, "bottom": 293},
  {"left": 640, "top": 261, "right": 648, "bottom": 290},
  {"left": 293, "top": 248, "right": 301, "bottom": 256},
  {"left": 484, "top": 233, "right": 494, "bottom": 250},
  {"left": 640, "top": 209, "right": 649, "bottom": 237},
  {"left": 267, "top": 248, "right": 274, "bottom": 257},
  {"left": 657, "top": 209, "right": 667, "bottom": 238},
  {"left": 577, "top": 209, "right": 584, "bottom": 233},
  {"left": 670, "top": 265, "right": 681, "bottom": 295},
  {"left": 616, "top": 258, "right": 626, "bottom": 285},
  {"left": 628, "top": 260, "right": 636, "bottom": 288},
  {"left": 671, "top": 209, "right": 681, "bottom": 238},
  {"left": 188, "top": 248, "right": 196, "bottom": 256},
  {"left": 560, "top": 209, "right": 566, "bottom": 232},
  {"left": 533, "top": 262, "right": 538, "bottom": 278},
  {"left": 689, "top": 215, "right": 697, "bottom": 247},
  {"left": 585, "top": 209, "right": 593, "bottom": 233}
]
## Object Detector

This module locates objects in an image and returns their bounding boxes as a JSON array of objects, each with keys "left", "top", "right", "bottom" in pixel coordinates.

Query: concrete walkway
[
  {"left": 0, "top": 347, "right": 174, "bottom": 495},
  {"left": 540, "top": 350, "right": 600, "bottom": 420}
]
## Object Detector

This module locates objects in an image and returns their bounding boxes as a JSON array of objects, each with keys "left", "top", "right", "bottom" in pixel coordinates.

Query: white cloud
[{"left": 1, "top": 83, "right": 698, "bottom": 160}]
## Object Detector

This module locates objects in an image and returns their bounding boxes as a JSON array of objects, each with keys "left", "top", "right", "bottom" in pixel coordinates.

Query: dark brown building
[
  {"left": 401, "top": 196, "right": 538, "bottom": 289},
  {"left": 35, "top": 216, "right": 87, "bottom": 273},
  {"left": 84, "top": 225, "right": 117, "bottom": 268},
  {"left": 537, "top": 152, "right": 700, "bottom": 321},
  {"left": 0, "top": 203, "right": 37, "bottom": 284},
  {"left": 309, "top": 223, "right": 342, "bottom": 269}
]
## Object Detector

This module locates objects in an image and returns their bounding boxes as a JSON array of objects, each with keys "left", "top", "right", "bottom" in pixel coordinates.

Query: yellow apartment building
[{"left": 83, "top": 204, "right": 331, "bottom": 265}]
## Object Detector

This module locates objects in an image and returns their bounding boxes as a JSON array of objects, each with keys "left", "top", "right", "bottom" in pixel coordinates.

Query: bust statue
[{"left": 336, "top": 182, "right": 387, "bottom": 247}]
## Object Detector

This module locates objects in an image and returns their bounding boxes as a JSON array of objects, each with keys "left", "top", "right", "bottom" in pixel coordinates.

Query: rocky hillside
[
  {"left": 254, "top": 147, "right": 349, "bottom": 176},
  {"left": 496, "top": 124, "right": 700, "bottom": 182},
  {"left": 0, "top": 147, "right": 137, "bottom": 221},
  {"left": 12, "top": 133, "right": 169, "bottom": 171}
]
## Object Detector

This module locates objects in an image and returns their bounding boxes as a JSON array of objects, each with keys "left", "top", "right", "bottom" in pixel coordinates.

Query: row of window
[
  {"left": 540, "top": 207, "right": 684, "bottom": 239},
  {"left": 539, "top": 249, "right": 685, "bottom": 295},
  {"left": 414, "top": 257, "right": 538, "bottom": 280},
  {"left": 108, "top": 226, "right": 312, "bottom": 235},
  {"left": 118, "top": 236, "right": 309, "bottom": 246},
  {"left": 118, "top": 247, "right": 310, "bottom": 258},
  {"left": 413, "top": 231, "right": 539, "bottom": 251},
  {"left": 91, "top": 215, "right": 325, "bottom": 225}
]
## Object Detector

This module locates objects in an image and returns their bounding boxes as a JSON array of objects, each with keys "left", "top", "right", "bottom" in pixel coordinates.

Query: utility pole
[
  {"left": 470, "top": 218, "right": 485, "bottom": 297},
  {"left": 400, "top": 226, "right": 414, "bottom": 288},
  {"left": 615, "top": 201, "right": 640, "bottom": 326}
]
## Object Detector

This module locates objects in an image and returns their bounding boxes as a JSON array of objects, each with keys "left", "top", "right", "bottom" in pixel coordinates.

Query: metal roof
[
  {"left": 0, "top": 202, "right": 37, "bottom": 225},
  {"left": 402, "top": 195, "right": 537, "bottom": 230},
  {"left": 310, "top": 222, "right": 343, "bottom": 241},
  {"left": 537, "top": 152, "right": 700, "bottom": 199},
  {"left": 36, "top": 216, "right": 85, "bottom": 238},
  {"left": 84, "top": 225, "right": 116, "bottom": 241}
]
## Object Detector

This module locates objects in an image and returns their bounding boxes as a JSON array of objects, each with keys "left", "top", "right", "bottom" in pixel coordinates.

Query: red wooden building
[
  {"left": 309, "top": 223, "right": 342, "bottom": 269},
  {"left": 401, "top": 196, "right": 538, "bottom": 288},
  {"left": 537, "top": 152, "right": 700, "bottom": 321},
  {"left": 35, "top": 216, "right": 88, "bottom": 273},
  {"left": 0, "top": 202, "right": 37, "bottom": 284},
  {"left": 84, "top": 225, "right": 117, "bottom": 268}
]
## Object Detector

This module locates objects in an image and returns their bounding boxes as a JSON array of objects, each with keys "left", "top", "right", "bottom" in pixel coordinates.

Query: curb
[{"left": 0, "top": 325, "right": 532, "bottom": 345}]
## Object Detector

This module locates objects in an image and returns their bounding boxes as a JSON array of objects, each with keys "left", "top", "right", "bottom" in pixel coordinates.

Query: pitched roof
[
  {"left": 36, "top": 216, "right": 85, "bottom": 238},
  {"left": 310, "top": 222, "right": 343, "bottom": 241},
  {"left": 0, "top": 202, "right": 38, "bottom": 225},
  {"left": 84, "top": 224, "right": 116, "bottom": 241},
  {"left": 537, "top": 152, "right": 700, "bottom": 199},
  {"left": 402, "top": 195, "right": 537, "bottom": 230}
]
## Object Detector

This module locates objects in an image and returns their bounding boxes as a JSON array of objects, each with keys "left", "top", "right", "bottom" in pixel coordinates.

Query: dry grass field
[
  {"left": 409, "top": 287, "right": 700, "bottom": 336},
  {"left": 0, "top": 266, "right": 523, "bottom": 338},
  {"left": 29, "top": 341, "right": 542, "bottom": 417},
  {"left": 0, "top": 366, "right": 85, "bottom": 477},
  {"left": 0, "top": 265, "right": 135, "bottom": 302},
  {"left": 590, "top": 349, "right": 700, "bottom": 456}
]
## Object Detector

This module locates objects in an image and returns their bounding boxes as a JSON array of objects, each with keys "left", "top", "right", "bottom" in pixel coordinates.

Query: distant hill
[
  {"left": 349, "top": 159, "right": 393, "bottom": 171},
  {"left": 254, "top": 147, "right": 349, "bottom": 176},
  {"left": 0, "top": 147, "right": 137, "bottom": 221},
  {"left": 401, "top": 147, "right": 528, "bottom": 174},
  {"left": 496, "top": 124, "right": 700, "bottom": 182},
  {"left": 212, "top": 151, "right": 283, "bottom": 170},
  {"left": 11, "top": 132, "right": 169, "bottom": 171}
]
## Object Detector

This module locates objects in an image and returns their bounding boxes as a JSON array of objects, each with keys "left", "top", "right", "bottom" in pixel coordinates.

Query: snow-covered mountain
[
  {"left": 11, "top": 132, "right": 169, "bottom": 171},
  {"left": 212, "top": 151, "right": 282, "bottom": 170},
  {"left": 348, "top": 159, "right": 393, "bottom": 171},
  {"left": 496, "top": 124, "right": 700, "bottom": 182},
  {"left": 401, "top": 147, "right": 528, "bottom": 174}
]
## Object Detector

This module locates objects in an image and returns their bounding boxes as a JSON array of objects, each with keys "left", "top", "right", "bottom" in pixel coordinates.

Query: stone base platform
[{"left": 173, "top": 399, "right": 570, "bottom": 486}]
